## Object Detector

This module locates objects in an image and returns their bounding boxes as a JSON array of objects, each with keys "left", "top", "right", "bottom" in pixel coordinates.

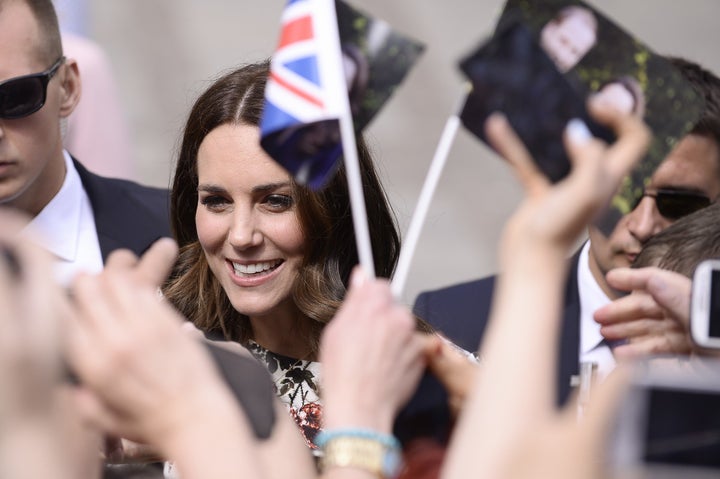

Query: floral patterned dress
[{"left": 245, "top": 340, "right": 323, "bottom": 452}]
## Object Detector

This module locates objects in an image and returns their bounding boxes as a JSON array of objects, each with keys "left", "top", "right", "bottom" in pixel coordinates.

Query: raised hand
[
  {"left": 594, "top": 267, "right": 693, "bottom": 357},
  {"left": 442, "top": 99, "right": 650, "bottom": 479},
  {"left": 320, "top": 267, "right": 428, "bottom": 433}
]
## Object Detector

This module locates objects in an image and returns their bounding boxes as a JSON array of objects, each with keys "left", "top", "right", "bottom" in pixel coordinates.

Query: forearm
[
  {"left": 0, "top": 419, "right": 77, "bottom": 479},
  {"left": 161, "top": 398, "right": 264, "bottom": 479},
  {"left": 484, "top": 239, "right": 569, "bottom": 411},
  {"left": 443, "top": 239, "right": 569, "bottom": 479}
]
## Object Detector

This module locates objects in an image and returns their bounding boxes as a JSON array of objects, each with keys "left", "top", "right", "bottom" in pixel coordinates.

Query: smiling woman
[
  {"left": 194, "top": 123, "right": 305, "bottom": 328},
  {"left": 161, "top": 60, "right": 428, "bottom": 450}
]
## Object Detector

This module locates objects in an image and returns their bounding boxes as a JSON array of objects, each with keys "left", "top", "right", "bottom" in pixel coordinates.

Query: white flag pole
[
  {"left": 339, "top": 116, "right": 376, "bottom": 278},
  {"left": 322, "top": 0, "right": 375, "bottom": 278},
  {"left": 391, "top": 91, "right": 468, "bottom": 298}
]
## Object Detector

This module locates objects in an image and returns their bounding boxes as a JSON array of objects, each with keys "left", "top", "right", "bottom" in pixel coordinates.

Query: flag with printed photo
[
  {"left": 457, "top": 20, "right": 613, "bottom": 184},
  {"left": 497, "top": 0, "right": 705, "bottom": 234},
  {"left": 260, "top": 0, "right": 348, "bottom": 190},
  {"left": 260, "top": 0, "right": 424, "bottom": 190},
  {"left": 334, "top": 0, "right": 425, "bottom": 132}
]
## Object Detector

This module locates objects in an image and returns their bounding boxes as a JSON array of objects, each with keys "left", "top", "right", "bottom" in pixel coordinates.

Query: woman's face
[{"left": 195, "top": 123, "right": 305, "bottom": 320}]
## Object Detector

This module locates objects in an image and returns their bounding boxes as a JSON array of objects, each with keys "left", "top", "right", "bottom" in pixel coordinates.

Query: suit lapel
[
  {"left": 73, "top": 157, "right": 168, "bottom": 262},
  {"left": 556, "top": 250, "right": 582, "bottom": 406}
]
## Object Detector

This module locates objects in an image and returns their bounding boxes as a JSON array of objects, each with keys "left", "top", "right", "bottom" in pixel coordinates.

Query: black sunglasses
[
  {"left": 633, "top": 188, "right": 711, "bottom": 220},
  {"left": 0, "top": 56, "right": 65, "bottom": 120}
]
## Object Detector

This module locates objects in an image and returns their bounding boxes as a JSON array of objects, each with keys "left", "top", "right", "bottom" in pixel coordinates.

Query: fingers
[
  {"left": 587, "top": 95, "right": 651, "bottom": 181},
  {"left": 73, "top": 387, "right": 122, "bottom": 437},
  {"left": 646, "top": 271, "right": 692, "bottom": 328},
  {"left": 321, "top": 269, "right": 423, "bottom": 430},
  {"left": 349, "top": 264, "right": 369, "bottom": 289},
  {"left": 613, "top": 334, "right": 692, "bottom": 359},
  {"left": 133, "top": 238, "right": 179, "bottom": 287},
  {"left": 562, "top": 119, "right": 606, "bottom": 173},
  {"left": 425, "top": 335, "right": 477, "bottom": 387},
  {"left": 599, "top": 317, "right": 676, "bottom": 341},
  {"left": 105, "top": 249, "right": 139, "bottom": 271},
  {"left": 604, "top": 267, "right": 656, "bottom": 292},
  {"left": 605, "top": 267, "right": 692, "bottom": 327},
  {"left": 425, "top": 335, "right": 478, "bottom": 415},
  {"left": 72, "top": 272, "right": 125, "bottom": 335},
  {"left": 594, "top": 291, "right": 664, "bottom": 326},
  {"left": 340, "top": 266, "right": 396, "bottom": 324},
  {"left": 485, "top": 113, "right": 548, "bottom": 195},
  {"left": 104, "top": 238, "right": 178, "bottom": 288}
]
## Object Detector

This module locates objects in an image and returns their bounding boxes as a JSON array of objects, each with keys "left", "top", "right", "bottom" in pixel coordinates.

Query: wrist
[
  {"left": 317, "top": 428, "right": 403, "bottom": 479},
  {"left": 150, "top": 381, "right": 241, "bottom": 456},
  {"left": 322, "top": 404, "right": 393, "bottom": 435}
]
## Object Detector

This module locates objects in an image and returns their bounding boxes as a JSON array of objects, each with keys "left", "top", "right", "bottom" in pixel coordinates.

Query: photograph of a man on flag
[
  {"left": 260, "top": 0, "right": 424, "bottom": 191},
  {"left": 260, "top": 0, "right": 424, "bottom": 275},
  {"left": 498, "top": 0, "right": 705, "bottom": 234}
]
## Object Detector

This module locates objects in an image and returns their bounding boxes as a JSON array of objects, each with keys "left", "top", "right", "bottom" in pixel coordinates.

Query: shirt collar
[
  {"left": 22, "top": 151, "right": 83, "bottom": 261},
  {"left": 577, "top": 241, "right": 613, "bottom": 355}
]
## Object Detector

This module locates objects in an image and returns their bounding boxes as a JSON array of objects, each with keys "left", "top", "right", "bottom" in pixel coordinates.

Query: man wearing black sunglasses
[
  {"left": 413, "top": 56, "right": 720, "bottom": 406},
  {"left": 0, "top": 0, "right": 170, "bottom": 286},
  {"left": 0, "top": 1, "right": 171, "bottom": 476}
]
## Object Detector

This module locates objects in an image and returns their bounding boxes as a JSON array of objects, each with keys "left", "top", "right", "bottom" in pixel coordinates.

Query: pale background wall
[{"left": 56, "top": 1, "right": 720, "bottom": 307}]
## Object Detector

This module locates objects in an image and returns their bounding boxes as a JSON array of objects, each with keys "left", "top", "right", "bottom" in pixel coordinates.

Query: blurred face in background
[{"left": 540, "top": 6, "right": 598, "bottom": 73}]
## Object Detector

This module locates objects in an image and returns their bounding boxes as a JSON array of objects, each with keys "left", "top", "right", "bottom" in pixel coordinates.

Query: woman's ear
[{"left": 58, "top": 58, "right": 82, "bottom": 118}]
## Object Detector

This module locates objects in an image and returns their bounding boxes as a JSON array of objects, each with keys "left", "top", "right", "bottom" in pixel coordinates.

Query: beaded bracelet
[
  {"left": 315, "top": 428, "right": 401, "bottom": 449},
  {"left": 316, "top": 428, "right": 403, "bottom": 479}
]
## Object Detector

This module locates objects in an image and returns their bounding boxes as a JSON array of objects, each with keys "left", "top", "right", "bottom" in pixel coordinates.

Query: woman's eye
[
  {"left": 265, "top": 194, "right": 293, "bottom": 210},
  {"left": 200, "top": 195, "right": 229, "bottom": 210}
]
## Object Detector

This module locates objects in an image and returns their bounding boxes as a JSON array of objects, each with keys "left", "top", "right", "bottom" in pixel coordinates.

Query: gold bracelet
[{"left": 319, "top": 436, "right": 402, "bottom": 479}]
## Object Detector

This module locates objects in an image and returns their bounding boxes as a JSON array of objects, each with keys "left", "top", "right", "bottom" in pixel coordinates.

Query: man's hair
[
  {"left": 633, "top": 202, "right": 720, "bottom": 277},
  {"left": 669, "top": 57, "right": 720, "bottom": 155},
  {"left": 0, "top": 0, "right": 62, "bottom": 63}
]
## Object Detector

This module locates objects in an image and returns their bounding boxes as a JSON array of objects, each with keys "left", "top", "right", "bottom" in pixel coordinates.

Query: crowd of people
[{"left": 1, "top": 1, "right": 719, "bottom": 478}]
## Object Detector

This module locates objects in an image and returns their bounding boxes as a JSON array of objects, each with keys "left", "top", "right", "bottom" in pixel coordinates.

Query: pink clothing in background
[{"left": 63, "top": 33, "right": 137, "bottom": 180}]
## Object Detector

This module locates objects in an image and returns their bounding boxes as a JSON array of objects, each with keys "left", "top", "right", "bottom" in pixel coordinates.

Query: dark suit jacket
[
  {"left": 74, "top": 160, "right": 171, "bottom": 476},
  {"left": 413, "top": 253, "right": 582, "bottom": 406},
  {"left": 74, "top": 159, "right": 171, "bottom": 261}
]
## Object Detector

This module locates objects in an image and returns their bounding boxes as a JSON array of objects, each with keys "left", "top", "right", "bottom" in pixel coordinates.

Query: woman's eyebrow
[
  {"left": 197, "top": 181, "right": 292, "bottom": 194},
  {"left": 197, "top": 184, "right": 226, "bottom": 193},
  {"left": 252, "top": 182, "right": 292, "bottom": 194}
]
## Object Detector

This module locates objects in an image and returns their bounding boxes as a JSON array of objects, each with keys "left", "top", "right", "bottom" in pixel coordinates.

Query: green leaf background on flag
[
  {"left": 498, "top": 0, "right": 704, "bottom": 234},
  {"left": 335, "top": 0, "right": 425, "bottom": 131}
]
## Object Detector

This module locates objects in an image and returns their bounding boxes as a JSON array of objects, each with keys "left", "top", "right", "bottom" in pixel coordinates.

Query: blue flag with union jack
[{"left": 261, "top": 0, "right": 424, "bottom": 190}]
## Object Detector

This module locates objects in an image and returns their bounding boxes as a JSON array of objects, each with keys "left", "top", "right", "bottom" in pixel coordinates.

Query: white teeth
[{"left": 232, "top": 260, "right": 281, "bottom": 275}]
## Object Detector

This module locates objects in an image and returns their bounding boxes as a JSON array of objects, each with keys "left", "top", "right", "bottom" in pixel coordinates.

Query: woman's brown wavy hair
[{"left": 162, "top": 60, "right": 422, "bottom": 355}]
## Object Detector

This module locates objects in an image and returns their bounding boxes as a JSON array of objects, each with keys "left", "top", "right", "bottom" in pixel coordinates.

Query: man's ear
[{"left": 58, "top": 58, "right": 82, "bottom": 118}]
